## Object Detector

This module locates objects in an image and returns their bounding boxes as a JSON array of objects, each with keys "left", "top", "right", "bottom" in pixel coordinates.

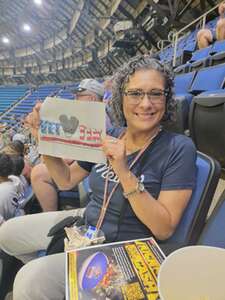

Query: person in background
[
  {"left": 0, "top": 153, "right": 25, "bottom": 224},
  {"left": 103, "top": 76, "right": 113, "bottom": 102},
  {"left": 0, "top": 55, "right": 196, "bottom": 300},
  {"left": 2, "top": 140, "right": 32, "bottom": 184},
  {"left": 216, "top": 1, "right": 225, "bottom": 41},
  {"left": 196, "top": 28, "right": 213, "bottom": 49},
  {"left": 197, "top": 1, "right": 225, "bottom": 49},
  {"left": 103, "top": 76, "right": 115, "bottom": 128},
  {"left": 30, "top": 79, "right": 105, "bottom": 212}
]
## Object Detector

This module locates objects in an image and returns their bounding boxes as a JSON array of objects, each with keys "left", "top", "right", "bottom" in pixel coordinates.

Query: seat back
[
  {"left": 164, "top": 152, "right": 220, "bottom": 245},
  {"left": 189, "top": 63, "right": 225, "bottom": 94},
  {"left": 198, "top": 189, "right": 225, "bottom": 248},
  {"left": 211, "top": 40, "right": 225, "bottom": 55},
  {"left": 190, "top": 46, "right": 212, "bottom": 62},
  {"left": 174, "top": 71, "right": 196, "bottom": 94},
  {"left": 189, "top": 92, "right": 225, "bottom": 168}
]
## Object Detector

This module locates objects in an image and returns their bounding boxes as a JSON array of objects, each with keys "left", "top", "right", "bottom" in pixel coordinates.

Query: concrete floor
[{"left": 208, "top": 172, "right": 225, "bottom": 217}]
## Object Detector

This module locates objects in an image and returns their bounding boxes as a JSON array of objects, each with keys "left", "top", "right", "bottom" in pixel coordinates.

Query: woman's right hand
[{"left": 24, "top": 101, "right": 42, "bottom": 141}]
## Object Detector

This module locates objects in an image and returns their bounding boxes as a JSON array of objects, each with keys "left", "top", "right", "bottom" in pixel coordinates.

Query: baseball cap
[{"left": 71, "top": 79, "right": 104, "bottom": 97}]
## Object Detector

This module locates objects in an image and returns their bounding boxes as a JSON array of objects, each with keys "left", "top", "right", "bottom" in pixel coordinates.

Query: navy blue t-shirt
[{"left": 78, "top": 128, "right": 197, "bottom": 242}]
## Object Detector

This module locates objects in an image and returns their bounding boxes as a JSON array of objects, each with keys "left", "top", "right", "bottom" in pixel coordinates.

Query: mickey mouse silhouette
[{"left": 59, "top": 115, "right": 79, "bottom": 137}]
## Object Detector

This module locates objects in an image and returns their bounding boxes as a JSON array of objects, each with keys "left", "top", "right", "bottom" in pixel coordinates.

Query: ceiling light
[
  {"left": 23, "top": 24, "right": 31, "bottom": 32},
  {"left": 2, "top": 37, "right": 10, "bottom": 44},
  {"left": 34, "top": 0, "right": 42, "bottom": 5}
]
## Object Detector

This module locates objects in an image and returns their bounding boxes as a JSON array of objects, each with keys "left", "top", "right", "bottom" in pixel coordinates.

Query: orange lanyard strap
[{"left": 96, "top": 129, "right": 161, "bottom": 231}]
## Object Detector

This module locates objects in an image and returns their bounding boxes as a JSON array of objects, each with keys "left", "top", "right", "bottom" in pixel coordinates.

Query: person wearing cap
[
  {"left": 71, "top": 78, "right": 105, "bottom": 102},
  {"left": 102, "top": 76, "right": 116, "bottom": 128},
  {"left": 30, "top": 78, "right": 105, "bottom": 212}
]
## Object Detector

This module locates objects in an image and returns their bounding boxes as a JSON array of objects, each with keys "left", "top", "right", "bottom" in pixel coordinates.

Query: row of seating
[
  {"left": 164, "top": 62, "right": 225, "bottom": 169},
  {"left": 0, "top": 86, "right": 28, "bottom": 114},
  {"left": 159, "top": 13, "right": 219, "bottom": 64},
  {"left": 0, "top": 85, "right": 62, "bottom": 127},
  {"left": 175, "top": 39, "right": 225, "bottom": 73}
]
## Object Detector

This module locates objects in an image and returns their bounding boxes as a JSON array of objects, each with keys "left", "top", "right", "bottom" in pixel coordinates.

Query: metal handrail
[{"left": 172, "top": 2, "right": 220, "bottom": 67}]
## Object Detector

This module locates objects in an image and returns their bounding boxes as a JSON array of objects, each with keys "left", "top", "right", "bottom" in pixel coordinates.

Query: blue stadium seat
[
  {"left": 160, "top": 152, "right": 221, "bottom": 251},
  {"left": 189, "top": 45, "right": 212, "bottom": 70},
  {"left": 57, "top": 90, "right": 74, "bottom": 100},
  {"left": 183, "top": 40, "right": 196, "bottom": 52},
  {"left": 189, "top": 63, "right": 225, "bottom": 94},
  {"left": 198, "top": 189, "right": 225, "bottom": 248},
  {"left": 163, "top": 71, "right": 196, "bottom": 133},
  {"left": 210, "top": 40, "right": 225, "bottom": 65},
  {"left": 2, "top": 85, "right": 63, "bottom": 126},
  {"left": 175, "top": 71, "right": 196, "bottom": 101},
  {"left": 175, "top": 46, "right": 212, "bottom": 74},
  {"left": 0, "top": 86, "right": 28, "bottom": 118}
]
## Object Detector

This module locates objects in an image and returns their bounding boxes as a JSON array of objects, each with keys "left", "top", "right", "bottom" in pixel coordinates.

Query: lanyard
[{"left": 96, "top": 129, "right": 161, "bottom": 231}]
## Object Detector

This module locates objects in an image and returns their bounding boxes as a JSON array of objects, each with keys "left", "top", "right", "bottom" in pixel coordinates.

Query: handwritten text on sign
[{"left": 38, "top": 97, "right": 106, "bottom": 164}]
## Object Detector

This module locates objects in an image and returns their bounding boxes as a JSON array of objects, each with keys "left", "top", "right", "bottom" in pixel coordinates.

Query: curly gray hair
[{"left": 110, "top": 55, "right": 175, "bottom": 126}]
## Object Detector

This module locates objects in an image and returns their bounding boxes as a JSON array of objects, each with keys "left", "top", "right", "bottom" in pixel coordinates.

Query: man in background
[{"left": 31, "top": 79, "right": 104, "bottom": 212}]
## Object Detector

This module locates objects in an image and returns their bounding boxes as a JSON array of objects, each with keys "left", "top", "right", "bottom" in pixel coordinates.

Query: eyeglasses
[{"left": 124, "top": 89, "right": 167, "bottom": 104}]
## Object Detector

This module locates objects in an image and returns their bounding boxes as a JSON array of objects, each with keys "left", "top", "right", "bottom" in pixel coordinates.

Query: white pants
[{"left": 0, "top": 208, "right": 85, "bottom": 300}]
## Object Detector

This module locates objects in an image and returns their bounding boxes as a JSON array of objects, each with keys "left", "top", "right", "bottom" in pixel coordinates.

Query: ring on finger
[{"left": 110, "top": 139, "right": 117, "bottom": 144}]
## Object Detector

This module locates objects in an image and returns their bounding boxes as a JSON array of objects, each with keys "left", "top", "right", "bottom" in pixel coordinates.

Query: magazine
[{"left": 65, "top": 237, "right": 165, "bottom": 300}]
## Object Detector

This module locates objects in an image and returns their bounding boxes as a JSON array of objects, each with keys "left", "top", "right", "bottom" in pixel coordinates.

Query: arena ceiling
[{"left": 0, "top": 0, "right": 220, "bottom": 84}]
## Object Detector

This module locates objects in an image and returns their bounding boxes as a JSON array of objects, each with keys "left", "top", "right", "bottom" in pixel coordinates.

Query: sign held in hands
[{"left": 38, "top": 97, "right": 106, "bottom": 164}]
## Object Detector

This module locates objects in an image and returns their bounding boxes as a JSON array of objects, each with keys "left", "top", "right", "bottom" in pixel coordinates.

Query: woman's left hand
[{"left": 102, "top": 135, "right": 129, "bottom": 176}]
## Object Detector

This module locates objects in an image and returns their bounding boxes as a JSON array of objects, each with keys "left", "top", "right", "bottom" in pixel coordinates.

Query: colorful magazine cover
[{"left": 66, "top": 237, "right": 165, "bottom": 300}]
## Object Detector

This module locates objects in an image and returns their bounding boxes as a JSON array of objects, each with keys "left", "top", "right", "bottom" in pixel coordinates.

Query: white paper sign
[{"left": 38, "top": 97, "right": 106, "bottom": 164}]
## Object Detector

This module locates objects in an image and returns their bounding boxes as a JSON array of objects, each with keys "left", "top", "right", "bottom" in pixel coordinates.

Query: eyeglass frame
[{"left": 123, "top": 89, "right": 168, "bottom": 104}]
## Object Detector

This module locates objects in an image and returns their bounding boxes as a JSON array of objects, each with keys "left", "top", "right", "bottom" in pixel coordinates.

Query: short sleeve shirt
[{"left": 78, "top": 128, "right": 197, "bottom": 242}]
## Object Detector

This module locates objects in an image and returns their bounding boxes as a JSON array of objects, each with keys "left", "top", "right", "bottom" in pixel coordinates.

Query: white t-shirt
[{"left": 0, "top": 175, "right": 25, "bottom": 222}]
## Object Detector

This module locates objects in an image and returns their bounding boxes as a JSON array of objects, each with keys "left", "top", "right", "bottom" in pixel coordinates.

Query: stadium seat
[
  {"left": 160, "top": 152, "right": 221, "bottom": 254},
  {"left": 198, "top": 189, "right": 225, "bottom": 248},
  {"left": 189, "top": 63, "right": 225, "bottom": 94},
  {"left": 163, "top": 71, "right": 196, "bottom": 133},
  {"left": 58, "top": 177, "right": 91, "bottom": 209},
  {"left": 209, "top": 40, "right": 225, "bottom": 65},
  {"left": 58, "top": 187, "right": 80, "bottom": 210},
  {"left": 189, "top": 45, "right": 212, "bottom": 70},
  {"left": 189, "top": 90, "right": 225, "bottom": 168},
  {"left": 1, "top": 85, "right": 62, "bottom": 127},
  {"left": 174, "top": 48, "right": 193, "bottom": 67}
]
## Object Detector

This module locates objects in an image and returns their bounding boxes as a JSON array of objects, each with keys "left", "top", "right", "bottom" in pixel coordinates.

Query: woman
[{"left": 0, "top": 56, "right": 196, "bottom": 300}]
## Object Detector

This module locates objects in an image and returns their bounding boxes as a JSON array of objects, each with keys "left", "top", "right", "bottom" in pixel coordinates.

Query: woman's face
[{"left": 123, "top": 69, "right": 166, "bottom": 135}]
